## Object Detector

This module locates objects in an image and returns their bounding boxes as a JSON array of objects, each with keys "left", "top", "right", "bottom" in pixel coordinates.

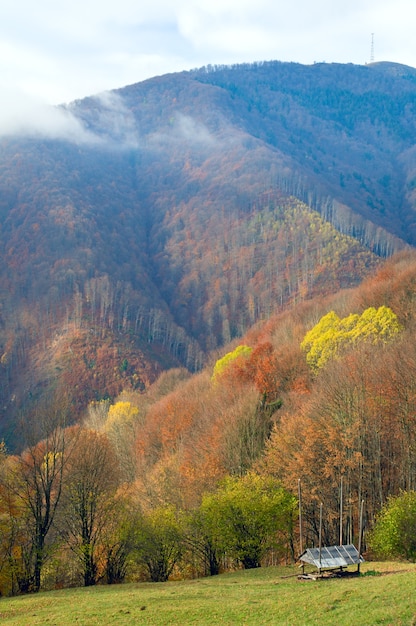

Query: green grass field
[{"left": 0, "top": 562, "right": 415, "bottom": 625}]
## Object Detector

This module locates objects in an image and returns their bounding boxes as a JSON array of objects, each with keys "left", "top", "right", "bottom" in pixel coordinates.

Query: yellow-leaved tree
[
  {"left": 301, "top": 305, "right": 402, "bottom": 371},
  {"left": 211, "top": 345, "right": 253, "bottom": 382},
  {"left": 104, "top": 401, "right": 140, "bottom": 481}
]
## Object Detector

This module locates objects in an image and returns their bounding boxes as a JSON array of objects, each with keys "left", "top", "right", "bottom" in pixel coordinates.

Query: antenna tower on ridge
[{"left": 370, "top": 33, "right": 375, "bottom": 63}]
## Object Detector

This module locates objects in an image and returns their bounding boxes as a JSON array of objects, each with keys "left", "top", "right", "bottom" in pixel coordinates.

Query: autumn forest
[{"left": 1, "top": 60, "right": 416, "bottom": 593}]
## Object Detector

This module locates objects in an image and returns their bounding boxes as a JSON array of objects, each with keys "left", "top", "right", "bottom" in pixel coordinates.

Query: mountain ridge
[{"left": 0, "top": 59, "right": 415, "bottom": 446}]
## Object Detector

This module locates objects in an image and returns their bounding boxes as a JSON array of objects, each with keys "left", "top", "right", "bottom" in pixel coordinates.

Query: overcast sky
[{"left": 1, "top": 0, "right": 415, "bottom": 107}]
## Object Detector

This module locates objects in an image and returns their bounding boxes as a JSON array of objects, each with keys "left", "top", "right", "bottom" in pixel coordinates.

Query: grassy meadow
[{"left": 0, "top": 562, "right": 415, "bottom": 625}]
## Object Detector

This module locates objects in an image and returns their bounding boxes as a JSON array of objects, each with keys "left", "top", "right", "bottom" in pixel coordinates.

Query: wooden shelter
[
  {"left": 298, "top": 544, "right": 364, "bottom": 578},
  {"left": 297, "top": 480, "right": 365, "bottom": 579}
]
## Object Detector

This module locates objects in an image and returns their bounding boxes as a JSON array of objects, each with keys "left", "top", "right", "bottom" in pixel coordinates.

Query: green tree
[
  {"left": 184, "top": 507, "right": 222, "bottom": 577},
  {"left": 134, "top": 506, "right": 183, "bottom": 582},
  {"left": 199, "top": 473, "right": 296, "bottom": 569},
  {"left": 101, "top": 494, "right": 139, "bottom": 584},
  {"left": 0, "top": 443, "right": 26, "bottom": 596},
  {"left": 369, "top": 491, "right": 416, "bottom": 562}
]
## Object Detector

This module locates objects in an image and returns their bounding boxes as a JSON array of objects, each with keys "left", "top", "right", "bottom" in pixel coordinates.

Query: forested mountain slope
[
  {"left": 1, "top": 249, "right": 415, "bottom": 593},
  {"left": 128, "top": 249, "right": 416, "bottom": 528},
  {"left": 0, "top": 60, "right": 414, "bottom": 446}
]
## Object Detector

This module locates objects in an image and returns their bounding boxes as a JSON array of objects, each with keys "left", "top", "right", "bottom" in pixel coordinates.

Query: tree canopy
[
  {"left": 301, "top": 305, "right": 402, "bottom": 371},
  {"left": 199, "top": 473, "right": 296, "bottom": 569},
  {"left": 369, "top": 491, "right": 416, "bottom": 562},
  {"left": 211, "top": 345, "right": 253, "bottom": 382}
]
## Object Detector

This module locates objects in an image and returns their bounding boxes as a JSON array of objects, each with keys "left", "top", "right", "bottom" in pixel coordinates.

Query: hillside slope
[
  {"left": 0, "top": 60, "right": 414, "bottom": 445},
  {"left": 127, "top": 250, "right": 416, "bottom": 526}
]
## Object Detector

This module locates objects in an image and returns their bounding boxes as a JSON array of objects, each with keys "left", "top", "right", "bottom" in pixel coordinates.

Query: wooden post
[
  {"left": 339, "top": 476, "right": 343, "bottom": 546},
  {"left": 319, "top": 502, "right": 323, "bottom": 574},
  {"left": 298, "top": 479, "right": 304, "bottom": 574},
  {"left": 298, "top": 479, "right": 303, "bottom": 555},
  {"left": 358, "top": 499, "right": 364, "bottom": 573}
]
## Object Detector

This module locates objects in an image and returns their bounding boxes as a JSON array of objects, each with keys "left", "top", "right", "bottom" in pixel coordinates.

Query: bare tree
[
  {"left": 58, "top": 427, "right": 120, "bottom": 586},
  {"left": 6, "top": 397, "right": 72, "bottom": 592}
]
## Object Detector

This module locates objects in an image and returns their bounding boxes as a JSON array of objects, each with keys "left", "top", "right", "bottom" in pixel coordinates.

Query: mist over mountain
[{"left": 0, "top": 59, "right": 415, "bottom": 447}]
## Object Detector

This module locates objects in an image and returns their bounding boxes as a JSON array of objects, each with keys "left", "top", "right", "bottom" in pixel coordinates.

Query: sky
[{"left": 0, "top": 0, "right": 415, "bottom": 136}]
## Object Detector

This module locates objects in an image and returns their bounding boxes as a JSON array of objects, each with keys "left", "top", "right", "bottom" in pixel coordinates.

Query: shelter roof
[{"left": 299, "top": 544, "right": 364, "bottom": 569}]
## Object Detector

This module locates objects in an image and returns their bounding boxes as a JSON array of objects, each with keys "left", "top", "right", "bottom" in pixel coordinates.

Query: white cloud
[
  {"left": 86, "top": 91, "right": 141, "bottom": 146},
  {"left": 147, "top": 113, "right": 218, "bottom": 152},
  {"left": 175, "top": 114, "right": 217, "bottom": 146},
  {"left": 0, "top": 86, "right": 95, "bottom": 142}
]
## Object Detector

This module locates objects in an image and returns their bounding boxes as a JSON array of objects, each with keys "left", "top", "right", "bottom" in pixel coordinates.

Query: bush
[{"left": 369, "top": 491, "right": 416, "bottom": 562}]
